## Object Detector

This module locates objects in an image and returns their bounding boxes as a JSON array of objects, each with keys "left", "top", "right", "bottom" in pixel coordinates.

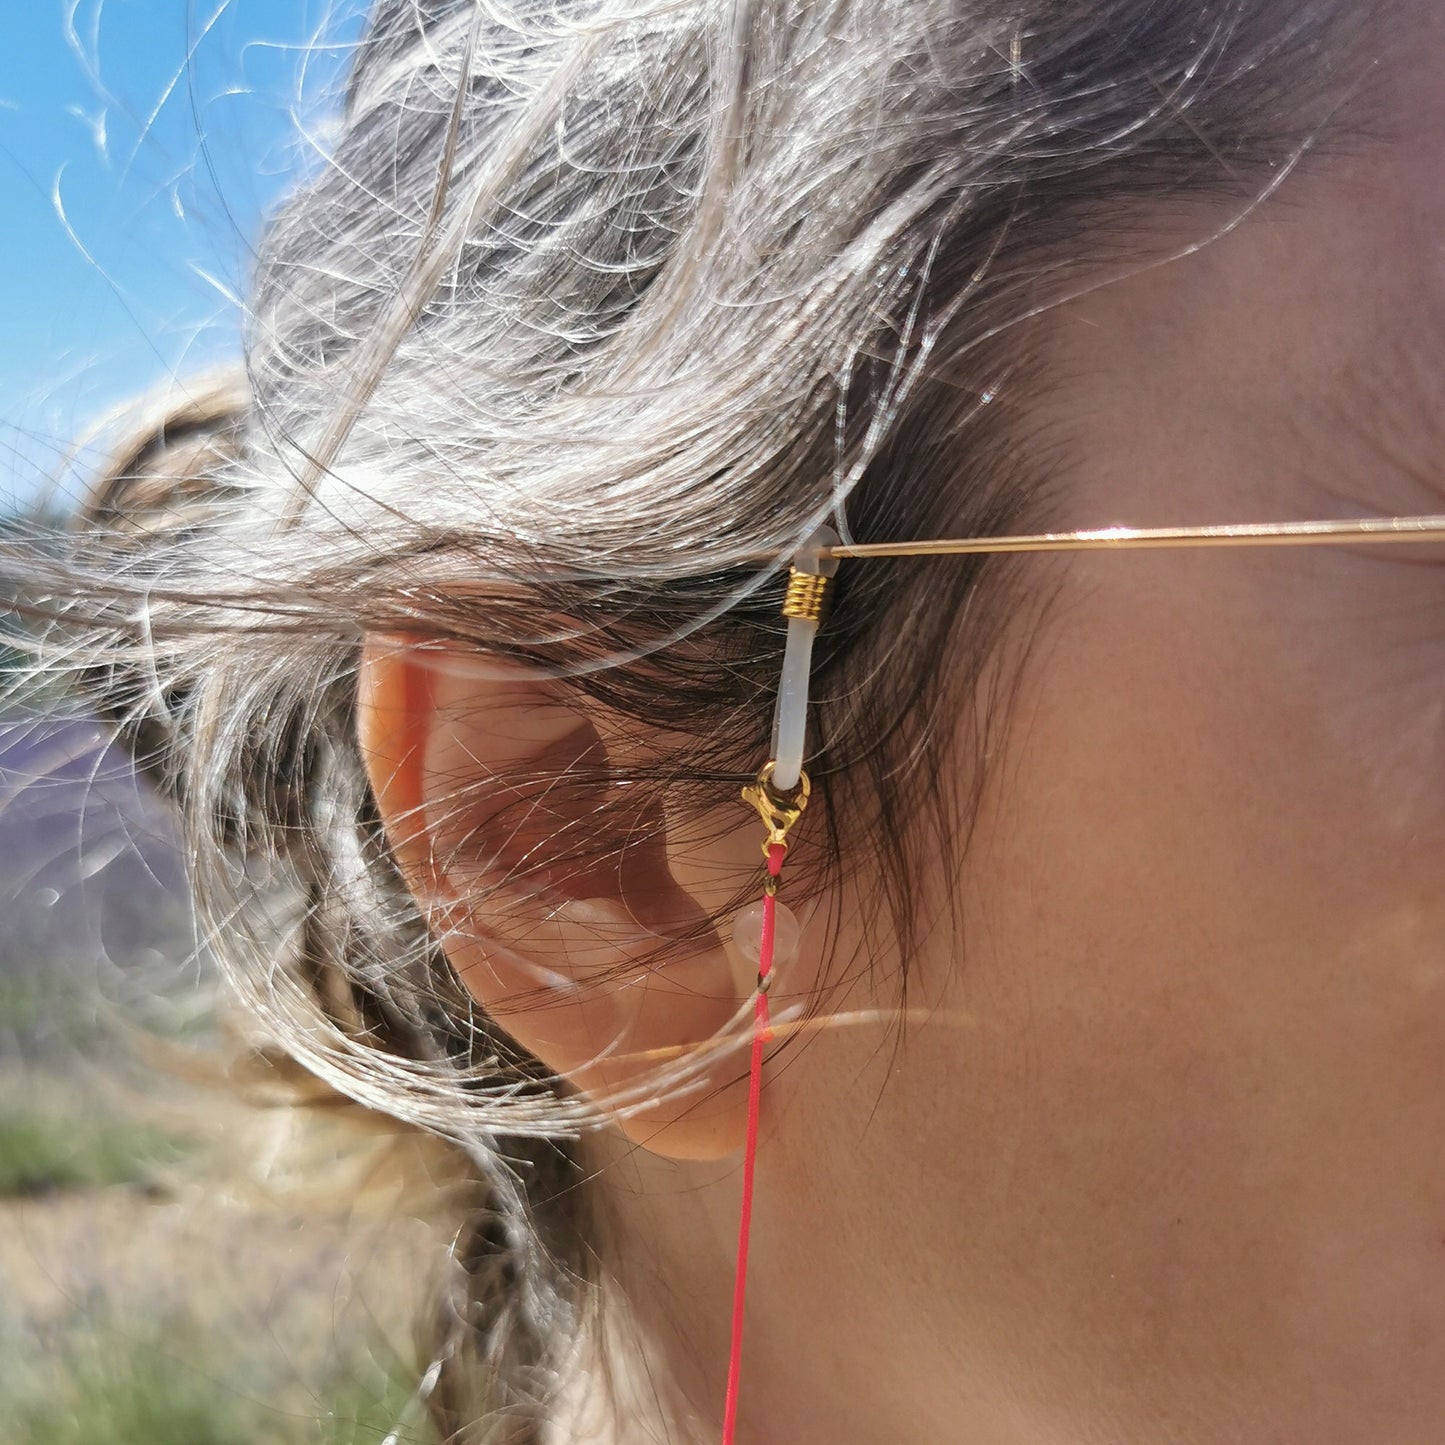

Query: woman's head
[{"left": 25, "top": 0, "right": 1445, "bottom": 1438}]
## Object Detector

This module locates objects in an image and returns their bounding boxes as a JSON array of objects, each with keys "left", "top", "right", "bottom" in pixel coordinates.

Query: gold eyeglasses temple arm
[{"left": 819, "top": 514, "right": 1445, "bottom": 560}]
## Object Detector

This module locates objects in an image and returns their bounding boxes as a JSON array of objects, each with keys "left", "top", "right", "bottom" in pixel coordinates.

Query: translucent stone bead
[{"left": 731, "top": 898, "right": 800, "bottom": 968}]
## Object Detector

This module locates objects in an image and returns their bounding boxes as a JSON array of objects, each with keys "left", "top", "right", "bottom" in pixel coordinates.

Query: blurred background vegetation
[{"left": 0, "top": 511, "right": 440, "bottom": 1444}]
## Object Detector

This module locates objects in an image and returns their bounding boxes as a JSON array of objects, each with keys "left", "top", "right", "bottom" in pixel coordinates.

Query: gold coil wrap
[{"left": 782, "top": 567, "right": 830, "bottom": 622}]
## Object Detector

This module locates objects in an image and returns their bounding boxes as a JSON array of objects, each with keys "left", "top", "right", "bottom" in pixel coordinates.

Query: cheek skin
[
  {"left": 949, "top": 560, "right": 1445, "bottom": 1440},
  {"left": 752, "top": 551, "right": 1445, "bottom": 1445}
]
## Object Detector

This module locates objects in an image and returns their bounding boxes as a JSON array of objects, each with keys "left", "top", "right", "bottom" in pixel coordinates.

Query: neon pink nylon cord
[{"left": 721, "top": 840, "right": 785, "bottom": 1445}]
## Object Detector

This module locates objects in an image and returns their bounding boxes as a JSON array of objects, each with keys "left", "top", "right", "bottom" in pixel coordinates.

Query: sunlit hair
[{"left": 6, "top": 0, "right": 1373, "bottom": 1437}]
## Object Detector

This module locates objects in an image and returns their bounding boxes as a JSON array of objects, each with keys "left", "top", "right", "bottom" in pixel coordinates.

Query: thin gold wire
[{"left": 818, "top": 513, "right": 1445, "bottom": 560}]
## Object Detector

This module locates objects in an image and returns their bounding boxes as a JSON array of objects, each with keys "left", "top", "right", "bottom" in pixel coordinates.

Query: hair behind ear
[
  {"left": 70, "top": 373, "right": 250, "bottom": 799},
  {"left": 79, "top": 373, "right": 249, "bottom": 532}
]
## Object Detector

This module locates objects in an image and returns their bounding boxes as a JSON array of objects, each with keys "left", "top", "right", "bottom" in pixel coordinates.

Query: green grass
[
  {"left": 7, "top": 1315, "right": 438, "bottom": 1445},
  {"left": 0, "top": 1109, "right": 189, "bottom": 1196},
  {"left": 12, "top": 1329, "right": 257, "bottom": 1445}
]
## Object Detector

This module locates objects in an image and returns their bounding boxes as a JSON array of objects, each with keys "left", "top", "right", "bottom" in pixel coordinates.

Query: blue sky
[{"left": 0, "top": 0, "right": 364, "bottom": 510}]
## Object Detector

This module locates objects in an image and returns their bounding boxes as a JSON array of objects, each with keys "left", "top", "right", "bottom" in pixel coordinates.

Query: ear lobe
[{"left": 356, "top": 635, "right": 753, "bottom": 1159}]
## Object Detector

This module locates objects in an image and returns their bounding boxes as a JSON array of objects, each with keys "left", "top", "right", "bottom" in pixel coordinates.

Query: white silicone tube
[{"left": 771, "top": 617, "right": 817, "bottom": 792}]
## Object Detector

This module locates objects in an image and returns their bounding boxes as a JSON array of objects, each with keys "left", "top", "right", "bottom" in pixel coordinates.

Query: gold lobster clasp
[{"left": 740, "top": 761, "right": 811, "bottom": 859}]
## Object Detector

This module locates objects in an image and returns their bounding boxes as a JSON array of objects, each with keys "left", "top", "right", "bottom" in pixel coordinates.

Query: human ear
[{"left": 355, "top": 635, "right": 753, "bottom": 1159}]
